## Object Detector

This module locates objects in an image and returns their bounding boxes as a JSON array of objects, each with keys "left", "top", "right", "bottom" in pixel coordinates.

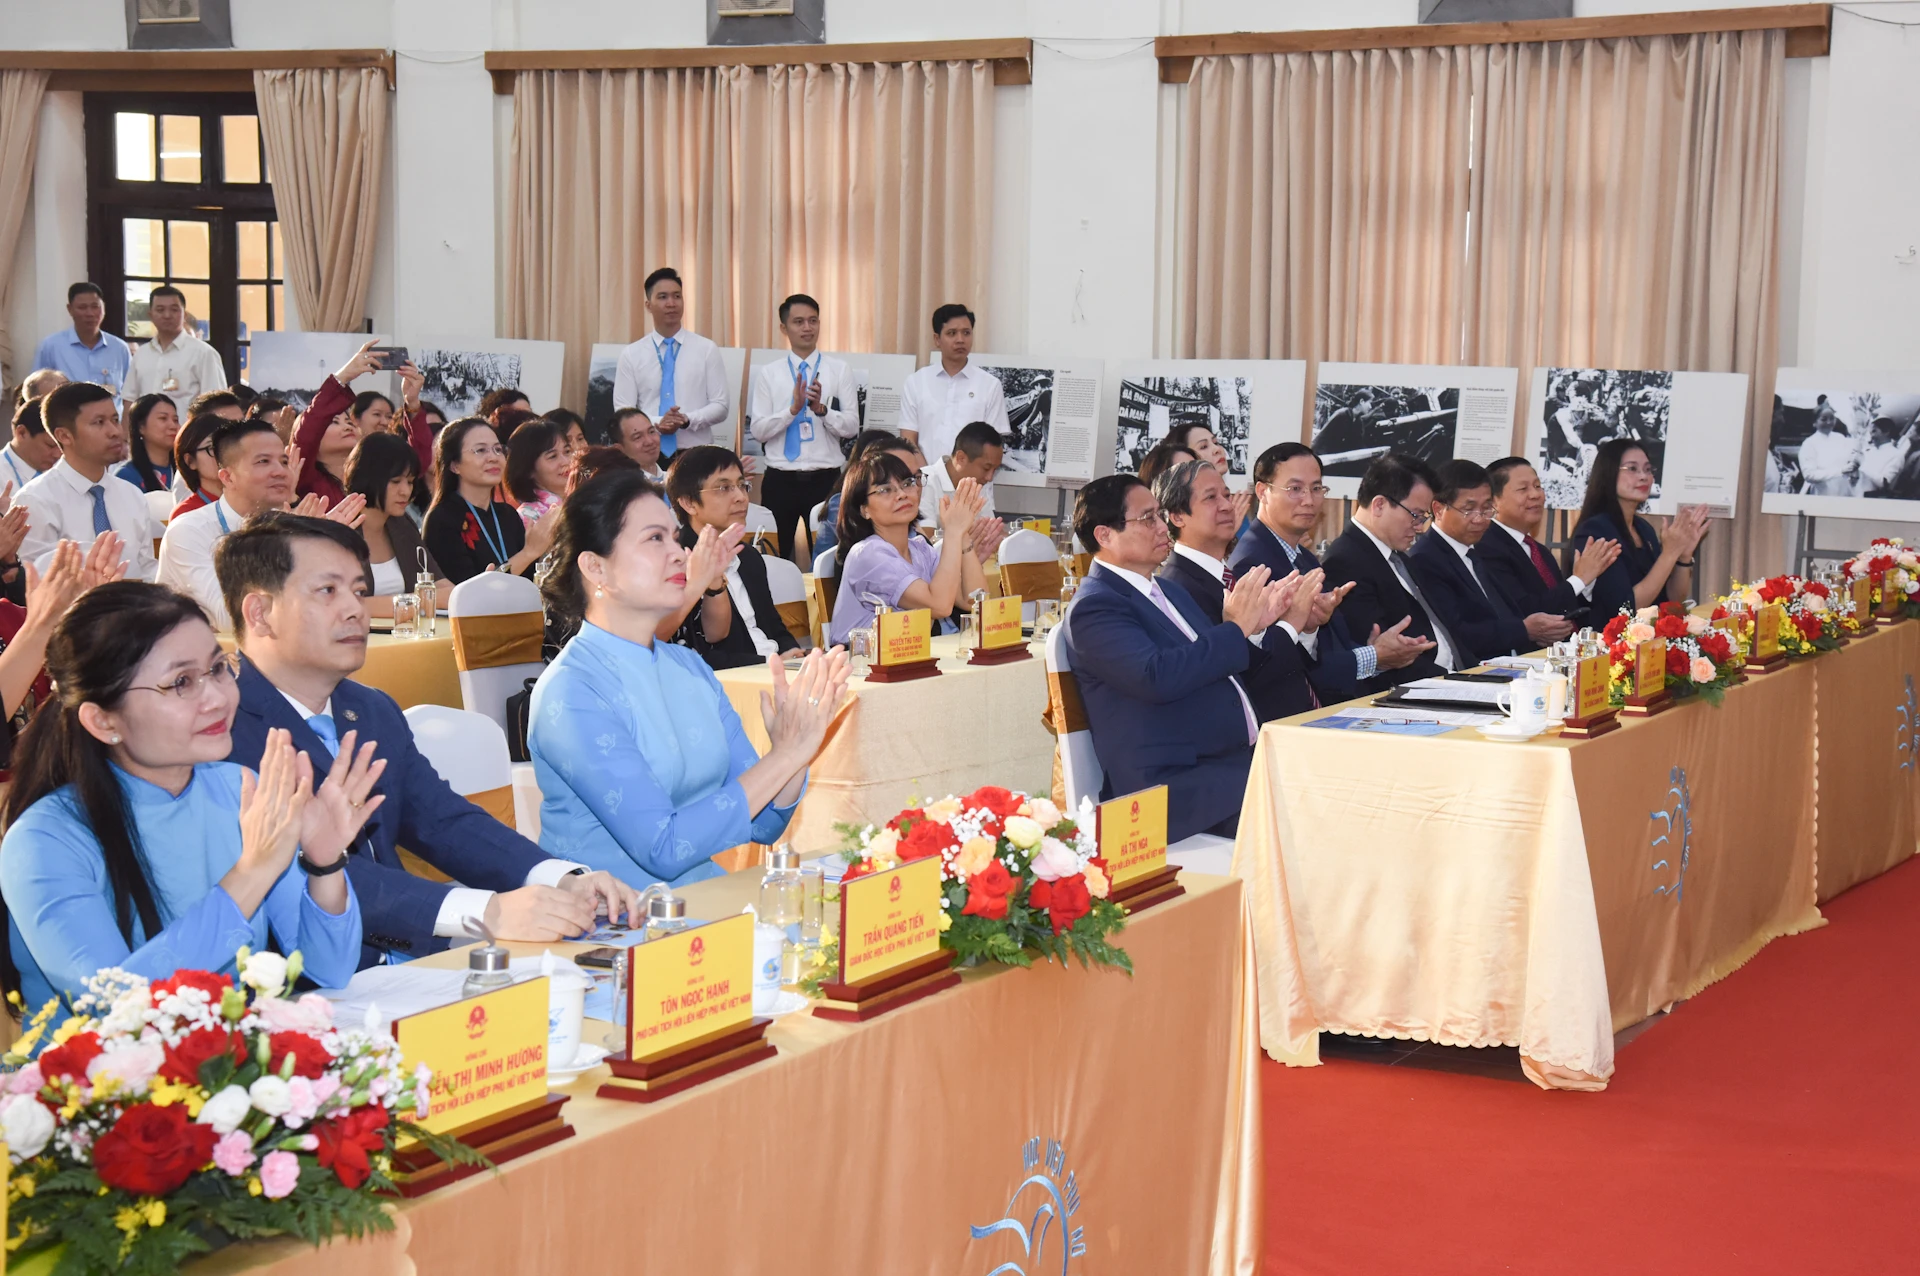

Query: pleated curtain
[{"left": 0, "top": 70, "right": 49, "bottom": 383}]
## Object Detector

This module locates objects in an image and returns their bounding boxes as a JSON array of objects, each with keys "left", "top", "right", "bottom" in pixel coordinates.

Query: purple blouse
[{"left": 829, "top": 534, "right": 947, "bottom": 646}]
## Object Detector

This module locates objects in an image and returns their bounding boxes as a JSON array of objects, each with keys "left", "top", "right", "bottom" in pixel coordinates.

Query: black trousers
[{"left": 759, "top": 464, "right": 844, "bottom": 561}]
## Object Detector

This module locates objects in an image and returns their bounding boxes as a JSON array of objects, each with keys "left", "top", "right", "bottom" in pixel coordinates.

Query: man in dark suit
[
  {"left": 1062, "top": 474, "right": 1292, "bottom": 841},
  {"left": 664, "top": 445, "right": 802, "bottom": 670},
  {"left": 1321, "top": 453, "right": 1452, "bottom": 689},
  {"left": 1153, "top": 458, "right": 1320, "bottom": 721},
  {"left": 1408, "top": 459, "right": 1574, "bottom": 667},
  {"left": 1474, "top": 456, "right": 1622, "bottom": 621},
  {"left": 1230, "top": 442, "right": 1431, "bottom": 704},
  {"left": 218, "top": 512, "right": 641, "bottom": 968}
]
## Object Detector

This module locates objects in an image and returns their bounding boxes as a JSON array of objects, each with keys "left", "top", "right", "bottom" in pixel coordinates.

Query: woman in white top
[{"left": 344, "top": 433, "right": 450, "bottom": 616}]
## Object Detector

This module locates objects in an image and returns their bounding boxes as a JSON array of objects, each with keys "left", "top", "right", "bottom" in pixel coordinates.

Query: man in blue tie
[
  {"left": 15, "top": 381, "right": 157, "bottom": 581},
  {"left": 612, "top": 267, "right": 730, "bottom": 457},
  {"left": 1063, "top": 474, "right": 1294, "bottom": 842},
  {"left": 217, "top": 512, "right": 641, "bottom": 968},
  {"left": 748, "top": 294, "right": 859, "bottom": 560}
]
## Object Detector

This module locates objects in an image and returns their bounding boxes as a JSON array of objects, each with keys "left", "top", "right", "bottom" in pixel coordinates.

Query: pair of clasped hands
[{"left": 1216, "top": 565, "right": 1436, "bottom": 671}]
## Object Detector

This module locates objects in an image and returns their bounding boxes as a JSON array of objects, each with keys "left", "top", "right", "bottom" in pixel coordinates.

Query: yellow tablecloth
[
  {"left": 393, "top": 867, "right": 1260, "bottom": 1276},
  {"left": 1811, "top": 620, "right": 1920, "bottom": 901},
  {"left": 1234, "top": 661, "right": 1822, "bottom": 1090},
  {"left": 715, "top": 636, "right": 1056, "bottom": 852}
]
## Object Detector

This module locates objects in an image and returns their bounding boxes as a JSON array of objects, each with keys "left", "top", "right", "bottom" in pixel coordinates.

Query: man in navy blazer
[
  {"left": 1471, "top": 457, "right": 1622, "bottom": 622},
  {"left": 1063, "top": 475, "right": 1292, "bottom": 842},
  {"left": 217, "top": 512, "right": 640, "bottom": 968},
  {"left": 1231, "top": 443, "right": 1433, "bottom": 701}
]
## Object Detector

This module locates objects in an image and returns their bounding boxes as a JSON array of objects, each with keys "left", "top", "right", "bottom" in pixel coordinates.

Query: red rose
[
  {"left": 1028, "top": 874, "right": 1093, "bottom": 935},
  {"left": 1654, "top": 614, "right": 1689, "bottom": 640},
  {"left": 1804, "top": 581, "right": 1831, "bottom": 599},
  {"left": 842, "top": 858, "right": 875, "bottom": 882},
  {"left": 1602, "top": 615, "right": 1629, "bottom": 643},
  {"left": 967, "top": 786, "right": 1025, "bottom": 819},
  {"left": 267, "top": 1031, "right": 333, "bottom": 1080},
  {"left": 1699, "top": 632, "right": 1732, "bottom": 664},
  {"left": 38, "top": 1031, "right": 104, "bottom": 1083},
  {"left": 92, "top": 1102, "right": 218, "bottom": 1197},
  {"left": 151, "top": 970, "right": 232, "bottom": 1006},
  {"left": 1796, "top": 613, "right": 1824, "bottom": 641},
  {"left": 159, "top": 1026, "right": 245, "bottom": 1086},
  {"left": 1711, "top": 605, "right": 1729, "bottom": 621},
  {"left": 314, "top": 1106, "right": 390, "bottom": 1190},
  {"left": 900, "top": 819, "right": 959, "bottom": 863},
  {"left": 961, "top": 861, "right": 1015, "bottom": 921},
  {"left": 1665, "top": 646, "right": 1689, "bottom": 678},
  {"left": 1608, "top": 641, "right": 1629, "bottom": 664}
]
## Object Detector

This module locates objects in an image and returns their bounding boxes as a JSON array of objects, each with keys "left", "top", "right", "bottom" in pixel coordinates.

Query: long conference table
[{"left": 1234, "top": 620, "right": 1920, "bottom": 1090}]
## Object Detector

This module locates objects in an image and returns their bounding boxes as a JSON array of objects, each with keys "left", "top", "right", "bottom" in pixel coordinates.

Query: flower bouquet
[
  {"left": 803, "top": 786, "right": 1131, "bottom": 990},
  {"left": 1840, "top": 538, "right": 1920, "bottom": 619},
  {"left": 1719, "top": 575, "right": 1860, "bottom": 655},
  {"left": 1, "top": 951, "right": 482, "bottom": 1276},
  {"left": 1601, "top": 603, "right": 1744, "bottom": 707}
]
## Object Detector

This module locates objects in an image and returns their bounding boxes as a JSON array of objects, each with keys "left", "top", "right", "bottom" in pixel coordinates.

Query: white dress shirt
[
  {"left": 724, "top": 556, "right": 781, "bottom": 658},
  {"left": 0, "top": 444, "right": 45, "bottom": 492},
  {"left": 612, "top": 328, "right": 729, "bottom": 449},
  {"left": 1355, "top": 519, "right": 1456, "bottom": 671},
  {"left": 748, "top": 352, "right": 860, "bottom": 471},
  {"left": 123, "top": 331, "right": 229, "bottom": 416},
  {"left": 899, "top": 360, "right": 1010, "bottom": 468},
  {"left": 157, "top": 496, "right": 242, "bottom": 629},
  {"left": 16, "top": 458, "right": 158, "bottom": 581},
  {"left": 919, "top": 458, "right": 998, "bottom": 526},
  {"left": 1493, "top": 520, "right": 1592, "bottom": 598},
  {"left": 1095, "top": 559, "right": 1258, "bottom": 744}
]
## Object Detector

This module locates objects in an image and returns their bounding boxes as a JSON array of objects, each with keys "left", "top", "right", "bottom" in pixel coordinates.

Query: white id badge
[{"left": 798, "top": 418, "right": 816, "bottom": 442}]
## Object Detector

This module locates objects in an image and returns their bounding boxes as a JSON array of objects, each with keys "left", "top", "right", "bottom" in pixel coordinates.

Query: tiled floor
[{"left": 1316, "top": 1008, "right": 1671, "bottom": 1082}]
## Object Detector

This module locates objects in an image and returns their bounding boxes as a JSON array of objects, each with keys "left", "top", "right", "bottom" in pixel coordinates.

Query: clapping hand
[
  {"left": 1280, "top": 566, "right": 1325, "bottom": 631},
  {"left": 789, "top": 368, "right": 810, "bottom": 416},
  {"left": 0, "top": 483, "right": 25, "bottom": 564},
  {"left": 1222, "top": 564, "right": 1295, "bottom": 638},
  {"left": 524, "top": 501, "right": 563, "bottom": 557},
  {"left": 1306, "top": 580, "right": 1356, "bottom": 632},
  {"left": 686, "top": 522, "right": 748, "bottom": 600},
  {"left": 760, "top": 647, "right": 851, "bottom": 762},
  {"left": 1569, "top": 536, "right": 1622, "bottom": 584},
  {"left": 79, "top": 531, "right": 127, "bottom": 589},
  {"left": 22, "top": 539, "right": 87, "bottom": 634},
  {"left": 291, "top": 493, "right": 329, "bottom": 518},
  {"left": 298, "top": 728, "right": 387, "bottom": 867},
  {"left": 1229, "top": 488, "right": 1254, "bottom": 528},
  {"left": 939, "top": 477, "right": 987, "bottom": 540},
  {"left": 322, "top": 493, "right": 368, "bottom": 529},
  {"left": 238, "top": 729, "right": 313, "bottom": 879},
  {"left": 1668, "top": 505, "right": 1711, "bottom": 556},
  {"left": 969, "top": 516, "right": 1006, "bottom": 563},
  {"left": 1368, "top": 616, "right": 1437, "bottom": 670}
]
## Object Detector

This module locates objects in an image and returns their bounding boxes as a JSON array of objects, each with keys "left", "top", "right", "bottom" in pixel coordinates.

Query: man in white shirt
[
  {"left": 1797, "top": 400, "right": 1859, "bottom": 496},
  {"left": 16, "top": 382, "right": 156, "bottom": 581},
  {"left": 158, "top": 416, "right": 365, "bottom": 628},
  {"left": 612, "top": 407, "right": 668, "bottom": 483},
  {"left": 612, "top": 267, "right": 729, "bottom": 457},
  {"left": 919, "top": 419, "right": 1003, "bottom": 524},
  {"left": 122, "top": 284, "right": 230, "bottom": 416},
  {"left": 900, "top": 303, "right": 1010, "bottom": 467},
  {"left": 748, "top": 294, "right": 859, "bottom": 559},
  {"left": 2, "top": 395, "right": 63, "bottom": 491}
]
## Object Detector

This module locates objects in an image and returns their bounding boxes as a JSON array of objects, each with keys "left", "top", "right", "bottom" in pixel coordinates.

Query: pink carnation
[
  {"left": 254, "top": 994, "right": 335, "bottom": 1035},
  {"left": 5, "top": 1063, "right": 43, "bottom": 1095},
  {"left": 211, "top": 1130, "right": 256, "bottom": 1177},
  {"left": 259, "top": 1150, "right": 300, "bottom": 1199},
  {"left": 284, "top": 1076, "right": 322, "bottom": 1128}
]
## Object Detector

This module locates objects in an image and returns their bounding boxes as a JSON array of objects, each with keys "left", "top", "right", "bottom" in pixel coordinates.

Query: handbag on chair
[{"left": 503, "top": 676, "right": 539, "bottom": 763}]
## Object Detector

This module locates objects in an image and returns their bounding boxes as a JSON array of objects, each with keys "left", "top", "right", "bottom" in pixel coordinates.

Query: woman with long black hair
[
  {"left": 115, "top": 393, "right": 184, "bottom": 497},
  {"left": 1568, "top": 438, "right": 1711, "bottom": 621},
  {"left": 422, "top": 418, "right": 557, "bottom": 582}
]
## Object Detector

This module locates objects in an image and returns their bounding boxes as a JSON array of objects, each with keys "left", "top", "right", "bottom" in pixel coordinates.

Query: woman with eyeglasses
[
  {"left": 1569, "top": 438, "right": 1711, "bottom": 622},
  {"left": 827, "top": 450, "right": 987, "bottom": 647},
  {"left": 664, "top": 446, "right": 801, "bottom": 670},
  {"left": 0, "top": 582, "right": 379, "bottom": 1013},
  {"left": 169, "top": 413, "right": 227, "bottom": 519},
  {"left": 423, "top": 419, "right": 558, "bottom": 583}
]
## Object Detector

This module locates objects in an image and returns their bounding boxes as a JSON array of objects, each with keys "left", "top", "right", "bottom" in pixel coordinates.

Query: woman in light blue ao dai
[{"left": 529, "top": 471, "right": 849, "bottom": 889}]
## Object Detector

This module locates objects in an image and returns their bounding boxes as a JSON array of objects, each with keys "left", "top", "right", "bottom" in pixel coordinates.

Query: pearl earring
[
  {"left": 110, "top": 735, "right": 121, "bottom": 744},
  {"left": 594, "top": 587, "right": 604, "bottom": 598}
]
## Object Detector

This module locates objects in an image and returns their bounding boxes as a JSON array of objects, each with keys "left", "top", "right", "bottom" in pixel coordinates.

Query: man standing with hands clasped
[
  {"left": 748, "top": 294, "right": 859, "bottom": 560},
  {"left": 123, "top": 284, "right": 230, "bottom": 415},
  {"left": 900, "top": 303, "right": 1010, "bottom": 468},
  {"left": 614, "top": 268, "right": 731, "bottom": 459}
]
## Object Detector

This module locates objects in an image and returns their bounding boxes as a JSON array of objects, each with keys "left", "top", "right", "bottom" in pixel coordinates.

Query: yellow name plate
[
  {"left": 1023, "top": 518, "right": 1052, "bottom": 535},
  {"left": 1098, "top": 785, "right": 1169, "bottom": 888},
  {"left": 981, "top": 594, "right": 1024, "bottom": 649},
  {"left": 396, "top": 978, "right": 550, "bottom": 1137},
  {"left": 1755, "top": 602, "right": 1785, "bottom": 660},
  {"left": 839, "top": 854, "right": 942, "bottom": 985},
  {"left": 1633, "top": 637, "right": 1667, "bottom": 698},
  {"left": 1575, "top": 651, "right": 1611, "bottom": 719},
  {"left": 1851, "top": 575, "right": 1874, "bottom": 618},
  {"left": 627, "top": 913, "right": 754, "bottom": 1063},
  {"left": 877, "top": 607, "right": 933, "bottom": 666}
]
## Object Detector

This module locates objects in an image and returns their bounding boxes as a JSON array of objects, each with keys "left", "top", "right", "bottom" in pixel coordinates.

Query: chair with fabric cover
[
  {"left": 762, "top": 554, "right": 811, "bottom": 648},
  {"left": 400, "top": 705, "right": 527, "bottom": 877},
  {"left": 744, "top": 502, "right": 780, "bottom": 556},
  {"left": 998, "top": 528, "right": 1064, "bottom": 622},
  {"left": 806, "top": 500, "right": 829, "bottom": 546},
  {"left": 144, "top": 489, "right": 175, "bottom": 527},
  {"left": 447, "top": 571, "right": 545, "bottom": 735},
  {"left": 804, "top": 543, "right": 839, "bottom": 648}
]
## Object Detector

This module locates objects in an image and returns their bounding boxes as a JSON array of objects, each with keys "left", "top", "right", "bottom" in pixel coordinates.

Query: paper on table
[
  {"left": 1484, "top": 656, "right": 1550, "bottom": 672},
  {"left": 1398, "top": 678, "right": 1510, "bottom": 706},
  {"left": 1338, "top": 705, "right": 1504, "bottom": 728},
  {"left": 1303, "top": 715, "right": 1456, "bottom": 737},
  {"left": 319, "top": 965, "right": 471, "bottom": 1036}
]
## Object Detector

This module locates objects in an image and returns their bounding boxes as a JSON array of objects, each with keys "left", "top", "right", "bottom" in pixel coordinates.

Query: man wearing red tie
[{"left": 1470, "top": 456, "right": 1621, "bottom": 623}]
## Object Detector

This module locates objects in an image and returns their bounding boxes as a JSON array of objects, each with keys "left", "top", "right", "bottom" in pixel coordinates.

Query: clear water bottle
[
  {"left": 414, "top": 547, "right": 437, "bottom": 637},
  {"left": 759, "top": 846, "right": 806, "bottom": 982},
  {"left": 637, "top": 883, "right": 689, "bottom": 943},
  {"left": 461, "top": 939, "right": 513, "bottom": 999}
]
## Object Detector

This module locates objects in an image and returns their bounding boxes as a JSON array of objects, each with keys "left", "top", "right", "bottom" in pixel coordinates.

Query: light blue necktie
[
  {"left": 784, "top": 355, "right": 814, "bottom": 462},
  {"left": 658, "top": 337, "right": 679, "bottom": 458},
  {"left": 306, "top": 713, "right": 339, "bottom": 757},
  {"left": 87, "top": 485, "right": 110, "bottom": 537}
]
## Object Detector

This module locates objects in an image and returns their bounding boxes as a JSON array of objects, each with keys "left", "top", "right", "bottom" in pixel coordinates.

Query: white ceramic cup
[
  {"left": 546, "top": 972, "right": 587, "bottom": 1071},
  {"left": 1498, "top": 677, "right": 1550, "bottom": 731},
  {"left": 752, "top": 922, "right": 786, "bottom": 1015}
]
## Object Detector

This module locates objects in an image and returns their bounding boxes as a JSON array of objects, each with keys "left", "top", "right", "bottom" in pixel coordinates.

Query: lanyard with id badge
[{"left": 789, "top": 354, "right": 818, "bottom": 444}]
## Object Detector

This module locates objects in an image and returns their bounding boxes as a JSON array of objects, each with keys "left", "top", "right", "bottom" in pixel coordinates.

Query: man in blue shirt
[{"left": 33, "top": 283, "right": 131, "bottom": 394}]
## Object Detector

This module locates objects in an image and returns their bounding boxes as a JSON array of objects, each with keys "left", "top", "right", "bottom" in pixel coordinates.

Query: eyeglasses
[
  {"left": 1123, "top": 507, "right": 1167, "bottom": 528},
  {"left": 870, "top": 477, "right": 924, "bottom": 498},
  {"left": 1274, "top": 483, "right": 1329, "bottom": 501},
  {"left": 464, "top": 444, "right": 506, "bottom": 460},
  {"left": 1448, "top": 501, "right": 1497, "bottom": 520},
  {"left": 701, "top": 481, "right": 750, "bottom": 499},
  {"left": 129, "top": 652, "right": 240, "bottom": 701},
  {"left": 1620, "top": 463, "right": 1655, "bottom": 477},
  {"left": 1395, "top": 499, "right": 1434, "bottom": 529}
]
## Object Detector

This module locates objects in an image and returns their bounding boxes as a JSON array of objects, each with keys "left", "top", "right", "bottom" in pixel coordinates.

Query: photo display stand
[
  {"left": 1097, "top": 786, "right": 1184, "bottom": 915},
  {"left": 968, "top": 595, "right": 1032, "bottom": 666}
]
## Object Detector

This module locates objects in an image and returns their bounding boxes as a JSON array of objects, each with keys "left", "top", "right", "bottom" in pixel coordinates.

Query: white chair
[
  {"left": 812, "top": 543, "right": 837, "bottom": 578},
  {"left": 447, "top": 571, "right": 545, "bottom": 736},
  {"left": 763, "top": 554, "right": 811, "bottom": 648},
  {"left": 402, "top": 704, "right": 537, "bottom": 841},
  {"left": 806, "top": 500, "right": 829, "bottom": 547},
  {"left": 1046, "top": 621, "right": 1237, "bottom": 873},
  {"left": 803, "top": 544, "right": 838, "bottom": 649},
  {"left": 997, "top": 528, "right": 1061, "bottom": 623},
  {"left": 144, "top": 489, "right": 176, "bottom": 528},
  {"left": 744, "top": 502, "right": 780, "bottom": 556}
]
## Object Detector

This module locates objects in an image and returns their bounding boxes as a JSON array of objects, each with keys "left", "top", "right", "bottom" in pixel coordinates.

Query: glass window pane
[
  {"left": 158, "top": 114, "right": 201, "bottom": 183},
  {"left": 270, "top": 222, "right": 283, "bottom": 279},
  {"left": 115, "top": 113, "right": 155, "bottom": 182},
  {"left": 123, "top": 218, "right": 164, "bottom": 277},
  {"left": 237, "top": 221, "right": 268, "bottom": 279},
  {"left": 221, "top": 115, "right": 261, "bottom": 183},
  {"left": 168, "top": 220, "right": 209, "bottom": 280},
  {"left": 271, "top": 284, "right": 285, "bottom": 331},
  {"left": 239, "top": 284, "right": 267, "bottom": 339},
  {"left": 176, "top": 283, "right": 211, "bottom": 334},
  {"left": 124, "top": 282, "right": 155, "bottom": 341}
]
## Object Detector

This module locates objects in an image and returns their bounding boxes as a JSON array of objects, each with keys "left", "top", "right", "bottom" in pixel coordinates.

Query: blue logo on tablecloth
[
  {"left": 1650, "top": 766, "right": 1693, "bottom": 900},
  {"left": 969, "top": 1136, "right": 1085, "bottom": 1274},
  {"left": 1897, "top": 675, "right": 1916, "bottom": 772}
]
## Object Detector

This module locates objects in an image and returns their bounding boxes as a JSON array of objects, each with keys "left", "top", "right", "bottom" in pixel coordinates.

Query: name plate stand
[
  {"left": 1851, "top": 576, "right": 1876, "bottom": 631},
  {"left": 1746, "top": 602, "right": 1789, "bottom": 674},
  {"left": 1874, "top": 573, "right": 1906, "bottom": 625},
  {"left": 1559, "top": 651, "right": 1620, "bottom": 739},
  {"left": 866, "top": 607, "right": 943, "bottom": 683},
  {"left": 1098, "top": 785, "right": 1184, "bottom": 915},
  {"left": 1621, "top": 637, "right": 1673, "bottom": 718},
  {"left": 390, "top": 979, "right": 574, "bottom": 1196},
  {"left": 814, "top": 857, "right": 958, "bottom": 1022},
  {"left": 968, "top": 594, "right": 1033, "bottom": 666},
  {"left": 599, "top": 914, "right": 776, "bottom": 1105}
]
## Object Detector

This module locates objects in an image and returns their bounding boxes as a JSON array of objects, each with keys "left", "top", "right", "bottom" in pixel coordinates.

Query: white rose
[
  {"left": 248, "top": 1075, "right": 293, "bottom": 1117},
  {"left": 240, "top": 951, "right": 290, "bottom": 994},
  {"left": 2, "top": 1094, "right": 54, "bottom": 1160},
  {"left": 1803, "top": 592, "right": 1827, "bottom": 613},
  {"left": 1029, "top": 836, "right": 1081, "bottom": 882},
  {"left": 1002, "top": 816, "right": 1045, "bottom": 850},
  {"left": 197, "top": 1084, "right": 254, "bottom": 1136}
]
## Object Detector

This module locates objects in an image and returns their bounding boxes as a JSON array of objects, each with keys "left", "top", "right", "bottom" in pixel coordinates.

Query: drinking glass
[
  {"left": 391, "top": 593, "right": 419, "bottom": 638},
  {"left": 1034, "top": 598, "right": 1061, "bottom": 637},
  {"left": 849, "top": 625, "right": 875, "bottom": 677}
]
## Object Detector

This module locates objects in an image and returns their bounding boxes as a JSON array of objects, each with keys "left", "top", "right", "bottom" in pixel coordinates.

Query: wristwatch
[{"left": 298, "top": 853, "right": 348, "bottom": 877}]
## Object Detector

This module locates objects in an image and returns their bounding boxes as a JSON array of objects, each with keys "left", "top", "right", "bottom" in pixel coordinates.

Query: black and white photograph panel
[
  {"left": 1115, "top": 376, "right": 1253, "bottom": 476},
  {"left": 1766, "top": 389, "right": 1920, "bottom": 501},
  {"left": 585, "top": 344, "right": 622, "bottom": 444},
  {"left": 413, "top": 349, "right": 523, "bottom": 421},
  {"left": 245, "top": 333, "right": 374, "bottom": 414},
  {"left": 978, "top": 365, "right": 1054, "bottom": 475},
  {"left": 717, "top": 0, "right": 795, "bottom": 12},
  {"left": 1534, "top": 368, "right": 1673, "bottom": 508},
  {"left": 1311, "top": 383, "right": 1458, "bottom": 479}
]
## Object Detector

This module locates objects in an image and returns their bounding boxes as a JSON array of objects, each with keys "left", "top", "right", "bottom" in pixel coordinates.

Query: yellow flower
[
  {"left": 47, "top": 1017, "right": 94, "bottom": 1048},
  {"left": 114, "top": 1206, "right": 144, "bottom": 1237},
  {"left": 955, "top": 837, "right": 996, "bottom": 878},
  {"left": 248, "top": 1176, "right": 264, "bottom": 1197},
  {"left": 148, "top": 1079, "right": 206, "bottom": 1117},
  {"left": 143, "top": 1200, "right": 166, "bottom": 1229},
  {"left": 937, "top": 910, "right": 954, "bottom": 932},
  {"left": 1002, "top": 815, "right": 1045, "bottom": 849}
]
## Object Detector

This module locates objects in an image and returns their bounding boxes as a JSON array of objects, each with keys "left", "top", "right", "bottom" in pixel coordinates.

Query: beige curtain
[
  {"left": 1468, "top": 30, "right": 1783, "bottom": 586},
  {"left": 254, "top": 68, "right": 390, "bottom": 333},
  {"left": 505, "top": 60, "right": 995, "bottom": 410},
  {"left": 0, "top": 70, "right": 48, "bottom": 383}
]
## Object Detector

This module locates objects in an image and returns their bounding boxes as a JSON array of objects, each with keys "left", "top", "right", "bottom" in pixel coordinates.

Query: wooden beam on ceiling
[
  {"left": 484, "top": 39, "right": 1034, "bottom": 93},
  {"left": 0, "top": 48, "right": 397, "bottom": 92}
]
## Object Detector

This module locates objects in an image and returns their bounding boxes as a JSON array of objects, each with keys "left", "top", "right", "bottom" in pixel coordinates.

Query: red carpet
[{"left": 1262, "top": 856, "right": 1920, "bottom": 1275}]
